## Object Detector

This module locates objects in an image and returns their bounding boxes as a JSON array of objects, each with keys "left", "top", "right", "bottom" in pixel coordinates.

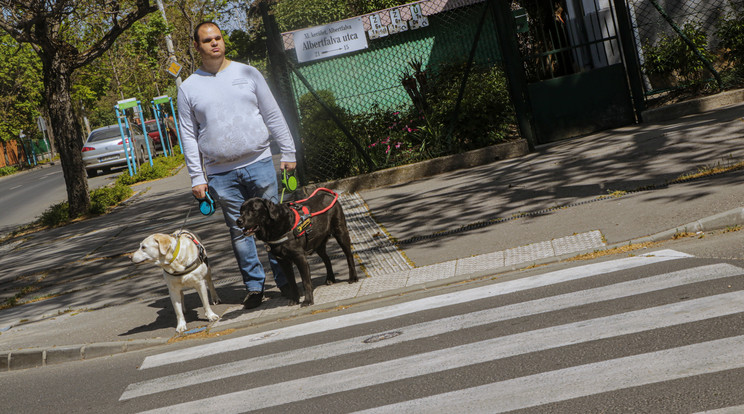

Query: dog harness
[
  {"left": 266, "top": 188, "right": 339, "bottom": 245},
  {"left": 164, "top": 231, "right": 208, "bottom": 276}
]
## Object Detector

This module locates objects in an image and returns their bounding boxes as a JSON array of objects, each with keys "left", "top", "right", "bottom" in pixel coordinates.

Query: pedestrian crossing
[{"left": 120, "top": 250, "right": 744, "bottom": 413}]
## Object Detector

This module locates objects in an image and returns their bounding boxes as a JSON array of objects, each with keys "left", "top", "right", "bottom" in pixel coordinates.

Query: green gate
[{"left": 505, "top": 0, "right": 640, "bottom": 144}]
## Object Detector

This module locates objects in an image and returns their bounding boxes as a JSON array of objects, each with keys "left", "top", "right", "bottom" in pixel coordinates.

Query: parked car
[
  {"left": 144, "top": 118, "right": 177, "bottom": 152},
  {"left": 81, "top": 124, "right": 151, "bottom": 177}
]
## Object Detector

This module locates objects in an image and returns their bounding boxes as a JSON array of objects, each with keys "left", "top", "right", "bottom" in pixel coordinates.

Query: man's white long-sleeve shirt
[{"left": 177, "top": 61, "right": 296, "bottom": 187}]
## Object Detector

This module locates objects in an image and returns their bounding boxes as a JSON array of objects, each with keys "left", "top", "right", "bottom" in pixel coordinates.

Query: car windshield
[{"left": 87, "top": 128, "right": 126, "bottom": 143}]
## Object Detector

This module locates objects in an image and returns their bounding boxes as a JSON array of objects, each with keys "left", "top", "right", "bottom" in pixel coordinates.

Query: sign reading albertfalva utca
[{"left": 294, "top": 18, "right": 368, "bottom": 63}]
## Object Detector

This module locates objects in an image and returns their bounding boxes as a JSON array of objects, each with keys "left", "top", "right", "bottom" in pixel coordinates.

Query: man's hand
[
  {"left": 281, "top": 161, "right": 297, "bottom": 172},
  {"left": 192, "top": 184, "right": 208, "bottom": 199}
]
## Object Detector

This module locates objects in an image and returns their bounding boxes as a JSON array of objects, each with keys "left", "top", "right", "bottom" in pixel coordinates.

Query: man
[{"left": 177, "top": 21, "right": 296, "bottom": 309}]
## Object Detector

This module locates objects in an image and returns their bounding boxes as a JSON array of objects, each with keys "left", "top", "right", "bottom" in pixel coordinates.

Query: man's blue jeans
[{"left": 207, "top": 158, "right": 287, "bottom": 292}]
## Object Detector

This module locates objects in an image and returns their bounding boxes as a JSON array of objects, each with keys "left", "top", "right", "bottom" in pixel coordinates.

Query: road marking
[
  {"left": 9, "top": 185, "right": 22, "bottom": 190},
  {"left": 139, "top": 250, "right": 688, "bottom": 369},
  {"left": 121, "top": 263, "right": 742, "bottom": 400},
  {"left": 135, "top": 292, "right": 744, "bottom": 413},
  {"left": 356, "top": 335, "right": 744, "bottom": 413}
]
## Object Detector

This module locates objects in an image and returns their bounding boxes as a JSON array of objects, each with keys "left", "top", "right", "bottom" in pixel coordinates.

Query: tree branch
[{"left": 74, "top": 0, "right": 157, "bottom": 69}]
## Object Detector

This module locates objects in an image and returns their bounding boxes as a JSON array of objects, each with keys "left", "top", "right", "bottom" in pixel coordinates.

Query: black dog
[{"left": 236, "top": 189, "right": 358, "bottom": 306}]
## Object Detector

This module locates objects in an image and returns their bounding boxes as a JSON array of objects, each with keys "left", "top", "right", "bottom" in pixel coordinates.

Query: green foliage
[
  {"left": 426, "top": 63, "right": 514, "bottom": 151},
  {"left": 302, "top": 62, "right": 515, "bottom": 178},
  {"left": 0, "top": 166, "right": 17, "bottom": 176},
  {"left": 298, "top": 90, "right": 358, "bottom": 181},
  {"left": 0, "top": 34, "right": 44, "bottom": 142},
  {"left": 642, "top": 23, "right": 713, "bottom": 83},
  {"left": 38, "top": 202, "right": 70, "bottom": 228},
  {"left": 116, "top": 153, "right": 185, "bottom": 185},
  {"left": 716, "top": 7, "right": 744, "bottom": 80}
]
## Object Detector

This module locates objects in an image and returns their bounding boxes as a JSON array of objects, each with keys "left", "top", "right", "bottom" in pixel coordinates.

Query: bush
[
  {"left": 643, "top": 23, "right": 713, "bottom": 84},
  {"left": 116, "top": 153, "right": 184, "bottom": 185},
  {"left": 89, "top": 182, "right": 133, "bottom": 215},
  {"left": 298, "top": 90, "right": 360, "bottom": 182},
  {"left": 38, "top": 202, "right": 70, "bottom": 227},
  {"left": 716, "top": 8, "right": 744, "bottom": 81},
  {"left": 0, "top": 166, "right": 18, "bottom": 177}
]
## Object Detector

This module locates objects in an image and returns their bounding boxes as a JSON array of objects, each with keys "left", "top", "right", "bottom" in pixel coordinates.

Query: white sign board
[{"left": 294, "top": 18, "right": 368, "bottom": 63}]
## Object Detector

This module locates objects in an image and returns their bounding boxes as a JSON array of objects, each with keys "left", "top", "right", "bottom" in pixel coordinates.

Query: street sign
[
  {"left": 167, "top": 61, "right": 182, "bottom": 78},
  {"left": 294, "top": 18, "right": 368, "bottom": 63}
]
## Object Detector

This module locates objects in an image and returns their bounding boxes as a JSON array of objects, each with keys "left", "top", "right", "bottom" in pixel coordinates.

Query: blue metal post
[
  {"left": 135, "top": 101, "right": 154, "bottom": 167},
  {"left": 168, "top": 98, "right": 183, "bottom": 152},
  {"left": 115, "top": 106, "right": 135, "bottom": 176}
]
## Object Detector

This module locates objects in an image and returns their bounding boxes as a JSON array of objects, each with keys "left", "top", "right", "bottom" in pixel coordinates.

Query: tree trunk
[{"left": 44, "top": 54, "right": 90, "bottom": 218}]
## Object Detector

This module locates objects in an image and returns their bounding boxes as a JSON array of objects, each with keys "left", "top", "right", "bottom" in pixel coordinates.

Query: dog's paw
[
  {"left": 300, "top": 300, "right": 313, "bottom": 307},
  {"left": 206, "top": 312, "right": 220, "bottom": 322},
  {"left": 176, "top": 323, "right": 187, "bottom": 334},
  {"left": 211, "top": 297, "right": 222, "bottom": 305},
  {"left": 325, "top": 277, "right": 336, "bottom": 285}
]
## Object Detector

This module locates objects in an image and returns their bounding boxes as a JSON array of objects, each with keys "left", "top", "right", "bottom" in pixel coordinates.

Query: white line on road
[
  {"left": 139, "top": 250, "right": 689, "bottom": 370},
  {"left": 121, "top": 263, "right": 742, "bottom": 400},
  {"left": 134, "top": 290, "right": 744, "bottom": 413},
  {"left": 356, "top": 335, "right": 744, "bottom": 413}
]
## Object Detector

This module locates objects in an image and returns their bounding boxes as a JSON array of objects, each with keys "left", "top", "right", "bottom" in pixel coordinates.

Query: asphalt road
[
  {"left": 0, "top": 163, "right": 125, "bottom": 235},
  {"left": 2, "top": 229, "right": 743, "bottom": 413}
]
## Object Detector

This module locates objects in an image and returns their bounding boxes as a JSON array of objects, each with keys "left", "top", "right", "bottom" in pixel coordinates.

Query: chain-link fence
[
  {"left": 628, "top": 0, "right": 744, "bottom": 102},
  {"left": 270, "top": 0, "right": 517, "bottom": 184}
]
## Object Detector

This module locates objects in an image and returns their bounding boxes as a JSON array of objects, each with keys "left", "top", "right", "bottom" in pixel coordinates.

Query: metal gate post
[
  {"left": 613, "top": 0, "right": 647, "bottom": 121},
  {"left": 489, "top": 0, "right": 537, "bottom": 150}
]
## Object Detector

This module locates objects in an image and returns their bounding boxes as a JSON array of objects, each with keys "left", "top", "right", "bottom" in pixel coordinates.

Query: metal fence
[
  {"left": 628, "top": 0, "right": 744, "bottom": 100},
  {"left": 270, "top": 0, "right": 516, "bottom": 184}
]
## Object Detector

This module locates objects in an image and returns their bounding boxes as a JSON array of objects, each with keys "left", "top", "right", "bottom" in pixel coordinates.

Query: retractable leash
[{"left": 280, "top": 168, "right": 298, "bottom": 203}]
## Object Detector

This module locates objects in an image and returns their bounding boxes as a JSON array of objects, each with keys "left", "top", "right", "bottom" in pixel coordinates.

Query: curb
[
  {"left": 0, "top": 338, "right": 168, "bottom": 371},
  {"left": 641, "top": 88, "right": 744, "bottom": 123},
  {"left": 5, "top": 207, "right": 742, "bottom": 372}
]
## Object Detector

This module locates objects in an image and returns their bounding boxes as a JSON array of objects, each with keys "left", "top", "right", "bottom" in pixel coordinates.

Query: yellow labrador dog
[{"left": 131, "top": 230, "right": 221, "bottom": 333}]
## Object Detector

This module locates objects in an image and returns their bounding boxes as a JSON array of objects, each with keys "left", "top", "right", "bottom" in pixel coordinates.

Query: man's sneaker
[{"left": 242, "top": 291, "right": 263, "bottom": 309}]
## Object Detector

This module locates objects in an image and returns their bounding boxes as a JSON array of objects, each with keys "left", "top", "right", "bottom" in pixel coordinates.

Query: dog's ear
[
  {"left": 265, "top": 199, "right": 282, "bottom": 221},
  {"left": 153, "top": 234, "right": 173, "bottom": 256}
]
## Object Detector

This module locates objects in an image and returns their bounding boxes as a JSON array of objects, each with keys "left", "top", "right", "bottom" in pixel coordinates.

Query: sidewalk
[{"left": 1, "top": 93, "right": 744, "bottom": 371}]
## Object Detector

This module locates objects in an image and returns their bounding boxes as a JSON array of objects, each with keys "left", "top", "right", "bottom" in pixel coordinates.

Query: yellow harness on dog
[{"left": 164, "top": 231, "right": 208, "bottom": 276}]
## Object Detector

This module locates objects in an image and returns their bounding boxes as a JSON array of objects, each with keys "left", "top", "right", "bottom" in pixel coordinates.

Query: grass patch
[
  {"left": 563, "top": 241, "right": 661, "bottom": 262},
  {"left": 670, "top": 158, "right": 744, "bottom": 184}
]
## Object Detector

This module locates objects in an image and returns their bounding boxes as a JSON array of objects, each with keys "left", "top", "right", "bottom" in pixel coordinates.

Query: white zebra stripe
[
  {"left": 355, "top": 335, "right": 744, "bottom": 414},
  {"left": 135, "top": 291, "right": 744, "bottom": 413},
  {"left": 121, "top": 263, "right": 741, "bottom": 400},
  {"left": 139, "top": 250, "right": 687, "bottom": 370}
]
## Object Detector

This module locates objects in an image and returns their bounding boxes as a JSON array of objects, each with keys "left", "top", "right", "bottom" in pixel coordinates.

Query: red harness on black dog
[{"left": 267, "top": 188, "right": 339, "bottom": 244}]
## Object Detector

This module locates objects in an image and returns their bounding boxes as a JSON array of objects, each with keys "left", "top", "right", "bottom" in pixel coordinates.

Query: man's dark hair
[{"left": 193, "top": 21, "right": 221, "bottom": 42}]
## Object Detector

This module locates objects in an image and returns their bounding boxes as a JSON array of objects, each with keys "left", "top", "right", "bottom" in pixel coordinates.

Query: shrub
[
  {"left": 38, "top": 202, "right": 70, "bottom": 227},
  {"left": 716, "top": 8, "right": 744, "bottom": 81},
  {"left": 0, "top": 166, "right": 18, "bottom": 176},
  {"left": 298, "top": 90, "right": 361, "bottom": 181},
  {"left": 643, "top": 23, "right": 714, "bottom": 84},
  {"left": 116, "top": 153, "right": 184, "bottom": 185},
  {"left": 89, "top": 182, "right": 133, "bottom": 215}
]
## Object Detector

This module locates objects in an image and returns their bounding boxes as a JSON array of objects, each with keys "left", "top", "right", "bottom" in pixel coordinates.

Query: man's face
[{"left": 195, "top": 24, "right": 225, "bottom": 60}]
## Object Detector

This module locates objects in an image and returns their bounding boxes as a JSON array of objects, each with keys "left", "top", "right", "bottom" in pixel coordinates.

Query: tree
[{"left": 0, "top": 0, "right": 157, "bottom": 218}]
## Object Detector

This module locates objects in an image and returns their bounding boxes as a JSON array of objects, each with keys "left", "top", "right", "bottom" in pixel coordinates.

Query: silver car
[{"left": 81, "top": 124, "right": 152, "bottom": 177}]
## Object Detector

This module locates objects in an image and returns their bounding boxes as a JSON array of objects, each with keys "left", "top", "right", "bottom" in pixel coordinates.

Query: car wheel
[{"left": 86, "top": 169, "right": 97, "bottom": 178}]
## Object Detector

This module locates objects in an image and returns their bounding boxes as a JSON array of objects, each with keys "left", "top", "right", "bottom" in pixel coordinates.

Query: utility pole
[{"left": 156, "top": 0, "right": 182, "bottom": 87}]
